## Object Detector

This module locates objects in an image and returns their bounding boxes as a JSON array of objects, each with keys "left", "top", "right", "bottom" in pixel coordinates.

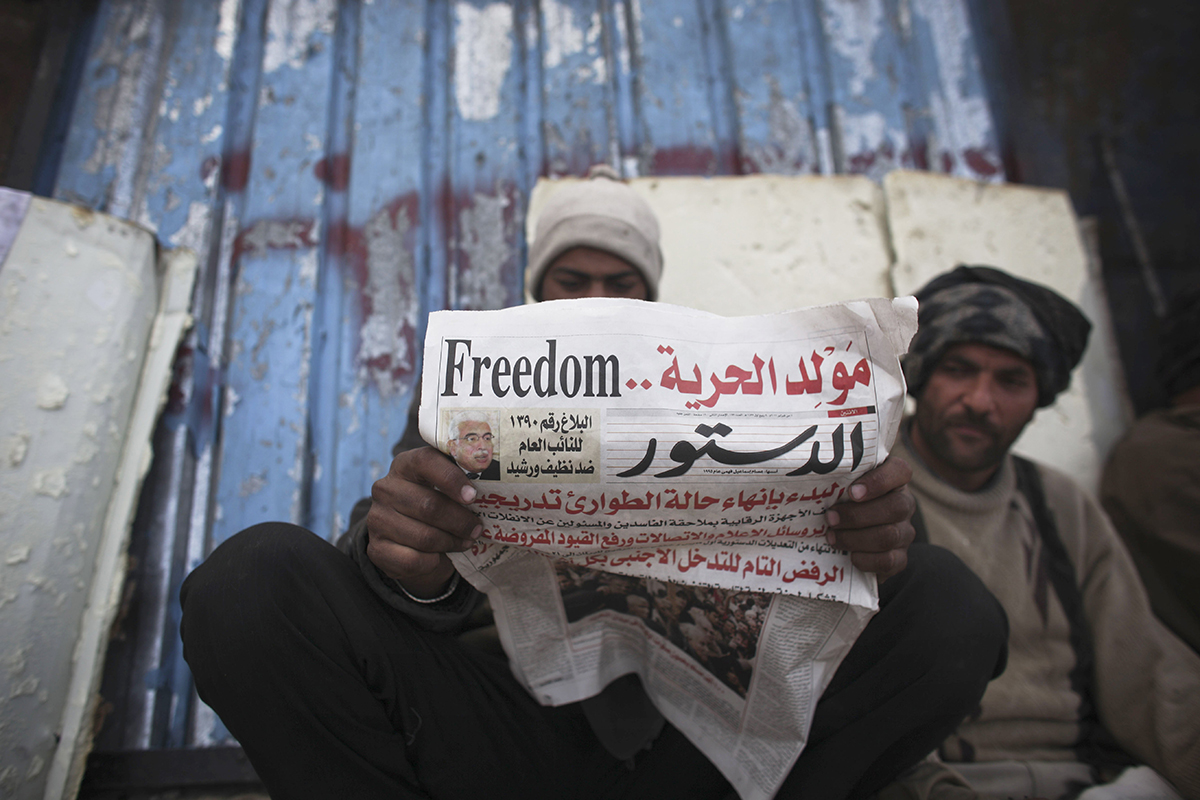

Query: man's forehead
[
  {"left": 458, "top": 419, "right": 491, "bottom": 431},
  {"left": 548, "top": 247, "right": 639, "bottom": 272},
  {"left": 939, "top": 341, "right": 1035, "bottom": 372}
]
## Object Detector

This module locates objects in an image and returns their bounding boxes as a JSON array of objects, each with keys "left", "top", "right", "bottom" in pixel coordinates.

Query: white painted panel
[
  {"left": 886, "top": 169, "right": 1133, "bottom": 493},
  {"left": 0, "top": 197, "right": 196, "bottom": 800}
]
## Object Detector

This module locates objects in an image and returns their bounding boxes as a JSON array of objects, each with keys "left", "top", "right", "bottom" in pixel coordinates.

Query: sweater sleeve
[
  {"left": 338, "top": 508, "right": 482, "bottom": 633},
  {"left": 1042, "top": 466, "right": 1200, "bottom": 798},
  {"left": 335, "top": 379, "right": 483, "bottom": 633}
]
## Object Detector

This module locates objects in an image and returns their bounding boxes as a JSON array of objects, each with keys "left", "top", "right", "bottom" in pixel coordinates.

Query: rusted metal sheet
[{"left": 50, "top": 0, "right": 1002, "bottom": 752}]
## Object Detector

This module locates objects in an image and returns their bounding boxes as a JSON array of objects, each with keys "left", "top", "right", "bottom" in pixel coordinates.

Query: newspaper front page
[{"left": 419, "top": 297, "right": 917, "bottom": 800}]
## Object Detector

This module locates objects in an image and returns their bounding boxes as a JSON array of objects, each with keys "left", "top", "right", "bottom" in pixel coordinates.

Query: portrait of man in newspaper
[
  {"left": 445, "top": 409, "right": 500, "bottom": 481},
  {"left": 555, "top": 563, "right": 768, "bottom": 697}
]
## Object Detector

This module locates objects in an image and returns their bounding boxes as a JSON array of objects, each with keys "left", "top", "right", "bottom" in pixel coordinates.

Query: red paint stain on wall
[
  {"left": 314, "top": 153, "right": 352, "bottom": 192},
  {"left": 964, "top": 148, "right": 1001, "bottom": 177},
  {"left": 222, "top": 150, "right": 252, "bottom": 192}
]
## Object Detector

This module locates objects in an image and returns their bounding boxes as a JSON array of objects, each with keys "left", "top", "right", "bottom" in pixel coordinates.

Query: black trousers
[{"left": 180, "top": 525, "right": 1006, "bottom": 800}]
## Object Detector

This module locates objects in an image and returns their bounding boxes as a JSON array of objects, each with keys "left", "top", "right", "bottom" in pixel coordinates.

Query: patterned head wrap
[
  {"left": 904, "top": 265, "right": 1092, "bottom": 408},
  {"left": 1157, "top": 283, "right": 1200, "bottom": 399}
]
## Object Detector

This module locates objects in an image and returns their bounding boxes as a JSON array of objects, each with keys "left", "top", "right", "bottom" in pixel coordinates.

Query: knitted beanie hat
[{"left": 525, "top": 165, "right": 663, "bottom": 302}]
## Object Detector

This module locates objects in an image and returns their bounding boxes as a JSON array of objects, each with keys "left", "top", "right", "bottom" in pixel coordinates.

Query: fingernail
[
  {"left": 825, "top": 509, "right": 840, "bottom": 527},
  {"left": 850, "top": 484, "right": 866, "bottom": 501},
  {"left": 825, "top": 531, "right": 837, "bottom": 547},
  {"left": 470, "top": 525, "right": 483, "bottom": 540},
  {"left": 461, "top": 485, "right": 477, "bottom": 503}
]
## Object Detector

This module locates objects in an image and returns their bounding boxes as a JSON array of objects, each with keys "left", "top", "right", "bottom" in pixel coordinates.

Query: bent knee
[{"left": 180, "top": 523, "right": 336, "bottom": 646}]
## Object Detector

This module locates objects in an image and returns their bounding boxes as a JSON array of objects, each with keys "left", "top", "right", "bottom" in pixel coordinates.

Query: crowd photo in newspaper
[{"left": 419, "top": 296, "right": 917, "bottom": 800}]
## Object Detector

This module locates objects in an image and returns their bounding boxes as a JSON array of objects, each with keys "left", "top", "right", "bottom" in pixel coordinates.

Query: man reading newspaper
[{"left": 180, "top": 167, "right": 1008, "bottom": 800}]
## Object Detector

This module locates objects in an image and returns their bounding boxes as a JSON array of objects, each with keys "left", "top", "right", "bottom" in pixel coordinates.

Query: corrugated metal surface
[{"left": 50, "top": 0, "right": 1002, "bottom": 750}]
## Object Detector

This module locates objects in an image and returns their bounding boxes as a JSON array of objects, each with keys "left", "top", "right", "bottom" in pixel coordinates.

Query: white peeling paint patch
[
  {"left": 6, "top": 433, "right": 30, "bottom": 467},
  {"left": 915, "top": 0, "right": 995, "bottom": 167},
  {"left": 339, "top": 387, "right": 361, "bottom": 434},
  {"left": 614, "top": 2, "right": 632, "bottom": 75},
  {"left": 32, "top": 469, "right": 68, "bottom": 498},
  {"left": 201, "top": 124, "right": 224, "bottom": 144},
  {"left": 542, "top": 0, "right": 584, "bottom": 68},
  {"left": 239, "top": 472, "right": 267, "bottom": 497},
  {"left": 26, "top": 755, "right": 44, "bottom": 779},
  {"left": 238, "top": 218, "right": 318, "bottom": 257},
  {"left": 225, "top": 385, "right": 241, "bottom": 417},
  {"left": 168, "top": 201, "right": 212, "bottom": 254},
  {"left": 297, "top": 247, "right": 319, "bottom": 288},
  {"left": 263, "top": 0, "right": 336, "bottom": 73},
  {"left": 928, "top": 94, "right": 992, "bottom": 173},
  {"left": 587, "top": 12, "right": 606, "bottom": 84},
  {"left": 75, "top": 438, "right": 99, "bottom": 464},
  {"left": 193, "top": 93, "right": 214, "bottom": 117},
  {"left": 4, "top": 546, "right": 31, "bottom": 566},
  {"left": 453, "top": 3, "right": 514, "bottom": 121},
  {"left": 357, "top": 206, "right": 416, "bottom": 397},
  {"left": 80, "top": 5, "right": 168, "bottom": 207},
  {"left": 898, "top": 0, "right": 913, "bottom": 37},
  {"left": 822, "top": 0, "right": 883, "bottom": 97},
  {"left": 36, "top": 375, "right": 69, "bottom": 410},
  {"left": 749, "top": 78, "right": 816, "bottom": 174},
  {"left": 838, "top": 109, "right": 898, "bottom": 158},
  {"left": 215, "top": 0, "right": 239, "bottom": 61},
  {"left": 91, "top": 380, "right": 114, "bottom": 404},
  {"left": 458, "top": 193, "right": 513, "bottom": 311}
]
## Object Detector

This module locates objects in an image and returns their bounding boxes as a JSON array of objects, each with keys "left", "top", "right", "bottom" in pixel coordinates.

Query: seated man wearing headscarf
[{"left": 883, "top": 266, "right": 1200, "bottom": 800}]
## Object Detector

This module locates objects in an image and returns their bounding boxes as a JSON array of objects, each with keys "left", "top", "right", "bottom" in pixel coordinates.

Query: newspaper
[{"left": 419, "top": 297, "right": 917, "bottom": 800}]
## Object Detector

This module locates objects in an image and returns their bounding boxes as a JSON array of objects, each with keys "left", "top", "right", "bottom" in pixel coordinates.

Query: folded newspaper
[{"left": 419, "top": 297, "right": 917, "bottom": 800}]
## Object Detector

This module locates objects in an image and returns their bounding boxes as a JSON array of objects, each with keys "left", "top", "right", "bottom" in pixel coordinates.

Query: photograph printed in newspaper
[{"left": 419, "top": 297, "right": 917, "bottom": 800}]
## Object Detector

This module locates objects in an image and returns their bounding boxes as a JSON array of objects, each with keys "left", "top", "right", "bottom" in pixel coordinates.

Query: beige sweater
[{"left": 887, "top": 434, "right": 1200, "bottom": 799}]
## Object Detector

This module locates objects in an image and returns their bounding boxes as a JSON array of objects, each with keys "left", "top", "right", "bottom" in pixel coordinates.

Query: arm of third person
[
  {"left": 364, "top": 446, "right": 483, "bottom": 598},
  {"left": 825, "top": 455, "right": 916, "bottom": 582}
]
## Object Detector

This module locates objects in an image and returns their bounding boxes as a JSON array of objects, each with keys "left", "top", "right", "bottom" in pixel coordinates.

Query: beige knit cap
[{"left": 525, "top": 164, "right": 663, "bottom": 302}]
